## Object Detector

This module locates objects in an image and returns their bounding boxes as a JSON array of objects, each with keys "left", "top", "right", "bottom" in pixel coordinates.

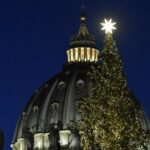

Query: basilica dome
[{"left": 11, "top": 13, "right": 150, "bottom": 150}]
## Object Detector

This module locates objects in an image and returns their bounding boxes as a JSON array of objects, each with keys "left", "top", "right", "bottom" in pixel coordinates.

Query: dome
[
  {"left": 11, "top": 12, "right": 150, "bottom": 150},
  {"left": 12, "top": 63, "right": 150, "bottom": 149},
  {"left": 12, "top": 64, "right": 94, "bottom": 149}
]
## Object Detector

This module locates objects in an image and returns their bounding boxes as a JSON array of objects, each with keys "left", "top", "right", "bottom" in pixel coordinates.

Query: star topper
[{"left": 101, "top": 18, "right": 116, "bottom": 34}]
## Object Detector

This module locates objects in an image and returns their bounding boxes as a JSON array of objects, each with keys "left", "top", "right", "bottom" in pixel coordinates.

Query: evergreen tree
[
  {"left": 100, "top": 33, "right": 140, "bottom": 149},
  {"left": 76, "top": 33, "right": 150, "bottom": 150}
]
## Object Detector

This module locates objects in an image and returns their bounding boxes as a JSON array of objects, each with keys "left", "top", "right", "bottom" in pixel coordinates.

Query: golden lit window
[
  {"left": 81, "top": 47, "right": 84, "bottom": 61},
  {"left": 75, "top": 48, "right": 78, "bottom": 61},
  {"left": 87, "top": 47, "right": 90, "bottom": 61},
  {"left": 91, "top": 49, "right": 95, "bottom": 61},
  {"left": 67, "top": 47, "right": 99, "bottom": 63},
  {"left": 70, "top": 49, "right": 74, "bottom": 62}
]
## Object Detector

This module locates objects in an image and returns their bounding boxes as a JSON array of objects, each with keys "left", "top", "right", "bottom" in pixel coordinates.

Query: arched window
[{"left": 49, "top": 102, "right": 60, "bottom": 124}]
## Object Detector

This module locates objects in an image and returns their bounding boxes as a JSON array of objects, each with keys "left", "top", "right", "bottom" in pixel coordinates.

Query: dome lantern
[{"left": 66, "top": 12, "right": 100, "bottom": 63}]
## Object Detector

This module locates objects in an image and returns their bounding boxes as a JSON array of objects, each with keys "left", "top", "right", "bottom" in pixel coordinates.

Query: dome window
[
  {"left": 34, "top": 133, "right": 50, "bottom": 149},
  {"left": 33, "top": 106, "right": 39, "bottom": 112},
  {"left": 49, "top": 102, "right": 60, "bottom": 124},
  {"left": 59, "top": 129, "right": 71, "bottom": 148},
  {"left": 76, "top": 79, "right": 85, "bottom": 88},
  {"left": 51, "top": 102, "right": 59, "bottom": 109},
  {"left": 58, "top": 81, "right": 66, "bottom": 89}
]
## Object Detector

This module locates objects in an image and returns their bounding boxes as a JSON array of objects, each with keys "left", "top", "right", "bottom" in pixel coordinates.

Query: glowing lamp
[
  {"left": 81, "top": 16, "right": 86, "bottom": 21},
  {"left": 59, "top": 129, "right": 71, "bottom": 148}
]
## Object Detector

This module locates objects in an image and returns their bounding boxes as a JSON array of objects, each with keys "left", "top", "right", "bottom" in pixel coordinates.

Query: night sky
[{"left": 0, "top": 0, "right": 150, "bottom": 149}]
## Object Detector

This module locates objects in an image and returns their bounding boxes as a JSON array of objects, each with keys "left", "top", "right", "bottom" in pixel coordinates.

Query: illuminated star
[{"left": 101, "top": 18, "right": 116, "bottom": 34}]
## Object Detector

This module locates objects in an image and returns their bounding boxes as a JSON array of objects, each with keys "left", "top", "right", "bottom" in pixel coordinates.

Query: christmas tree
[{"left": 76, "top": 19, "right": 150, "bottom": 150}]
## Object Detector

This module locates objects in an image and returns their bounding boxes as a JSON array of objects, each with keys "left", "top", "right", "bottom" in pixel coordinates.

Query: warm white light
[
  {"left": 59, "top": 130, "right": 71, "bottom": 147},
  {"left": 34, "top": 133, "right": 43, "bottom": 149},
  {"left": 101, "top": 18, "right": 116, "bottom": 34},
  {"left": 33, "top": 133, "right": 50, "bottom": 149},
  {"left": 11, "top": 138, "right": 26, "bottom": 150}
]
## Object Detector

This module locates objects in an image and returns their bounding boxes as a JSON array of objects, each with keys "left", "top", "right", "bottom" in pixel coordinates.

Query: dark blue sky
[{"left": 0, "top": 0, "right": 150, "bottom": 149}]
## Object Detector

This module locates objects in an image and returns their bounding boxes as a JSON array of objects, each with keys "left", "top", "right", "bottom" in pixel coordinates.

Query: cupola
[{"left": 66, "top": 12, "right": 100, "bottom": 63}]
